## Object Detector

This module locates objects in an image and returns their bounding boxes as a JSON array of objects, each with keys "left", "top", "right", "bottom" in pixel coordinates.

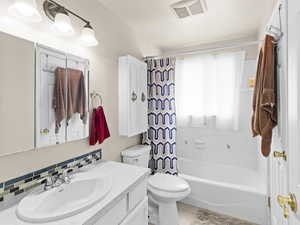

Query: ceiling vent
[{"left": 171, "top": 0, "right": 207, "bottom": 19}]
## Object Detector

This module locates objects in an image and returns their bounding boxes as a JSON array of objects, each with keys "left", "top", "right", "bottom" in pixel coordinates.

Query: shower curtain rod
[{"left": 145, "top": 40, "right": 262, "bottom": 60}]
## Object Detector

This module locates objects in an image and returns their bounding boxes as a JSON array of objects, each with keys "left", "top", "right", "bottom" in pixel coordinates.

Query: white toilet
[{"left": 121, "top": 145, "right": 191, "bottom": 225}]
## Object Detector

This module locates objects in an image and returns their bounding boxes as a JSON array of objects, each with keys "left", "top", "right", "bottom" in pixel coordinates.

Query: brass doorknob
[
  {"left": 40, "top": 128, "right": 50, "bottom": 134},
  {"left": 283, "top": 205, "right": 289, "bottom": 219},
  {"left": 274, "top": 151, "right": 287, "bottom": 161},
  {"left": 278, "top": 193, "right": 298, "bottom": 215}
]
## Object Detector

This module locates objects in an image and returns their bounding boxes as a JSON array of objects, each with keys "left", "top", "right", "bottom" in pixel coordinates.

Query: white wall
[
  {"left": 177, "top": 48, "right": 261, "bottom": 171},
  {"left": 0, "top": 0, "right": 160, "bottom": 181}
]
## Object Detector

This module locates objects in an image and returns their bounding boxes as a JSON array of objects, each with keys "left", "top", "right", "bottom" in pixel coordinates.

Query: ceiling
[{"left": 98, "top": 0, "right": 275, "bottom": 53}]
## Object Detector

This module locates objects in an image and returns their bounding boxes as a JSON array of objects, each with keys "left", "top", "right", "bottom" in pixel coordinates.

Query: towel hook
[
  {"left": 90, "top": 91, "right": 103, "bottom": 109},
  {"left": 267, "top": 3, "right": 283, "bottom": 44}
]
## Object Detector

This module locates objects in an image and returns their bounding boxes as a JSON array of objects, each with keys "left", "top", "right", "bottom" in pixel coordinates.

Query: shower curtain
[{"left": 143, "top": 58, "right": 177, "bottom": 175}]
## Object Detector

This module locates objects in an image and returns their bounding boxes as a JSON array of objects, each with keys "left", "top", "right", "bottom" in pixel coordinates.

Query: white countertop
[{"left": 0, "top": 161, "right": 150, "bottom": 225}]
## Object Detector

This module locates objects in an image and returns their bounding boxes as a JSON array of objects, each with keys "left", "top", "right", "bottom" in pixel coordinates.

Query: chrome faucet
[
  {"left": 43, "top": 170, "right": 72, "bottom": 190},
  {"left": 43, "top": 176, "right": 54, "bottom": 191},
  {"left": 61, "top": 170, "right": 71, "bottom": 184},
  {"left": 53, "top": 170, "right": 71, "bottom": 186}
]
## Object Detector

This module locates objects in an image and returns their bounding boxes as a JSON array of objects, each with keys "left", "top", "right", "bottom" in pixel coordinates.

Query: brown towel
[
  {"left": 53, "top": 67, "right": 87, "bottom": 133},
  {"left": 251, "top": 35, "right": 277, "bottom": 157}
]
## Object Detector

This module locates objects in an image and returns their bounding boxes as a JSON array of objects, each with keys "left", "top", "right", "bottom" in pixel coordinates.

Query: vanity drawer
[
  {"left": 93, "top": 197, "right": 127, "bottom": 225},
  {"left": 128, "top": 179, "right": 147, "bottom": 211}
]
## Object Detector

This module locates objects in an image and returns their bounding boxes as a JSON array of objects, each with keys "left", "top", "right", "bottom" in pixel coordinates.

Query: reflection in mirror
[
  {"left": 66, "top": 55, "right": 89, "bottom": 142},
  {"left": 0, "top": 32, "right": 35, "bottom": 156},
  {"left": 36, "top": 47, "right": 67, "bottom": 147},
  {"left": 35, "top": 46, "right": 89, "bottom": 148}
]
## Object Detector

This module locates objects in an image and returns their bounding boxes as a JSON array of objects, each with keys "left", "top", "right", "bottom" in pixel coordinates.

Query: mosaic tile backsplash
[{"left": 0, "top": 149, "right": 102, "bottom": 202}]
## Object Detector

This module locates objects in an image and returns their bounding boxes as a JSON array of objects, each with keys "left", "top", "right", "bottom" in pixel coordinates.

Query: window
[{"left": 175, "top": 51, "right": 245, "bottom": 130}]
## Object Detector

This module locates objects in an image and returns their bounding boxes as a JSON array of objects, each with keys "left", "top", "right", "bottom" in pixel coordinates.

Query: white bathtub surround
[
  {"left": 175, "top": 56, "right": 266, "bottom": 224},
  {"left": 178, "top": 158, "right": 267, "bottom": 224},
  {"left": 143, "top": 58, "right": 177, "bottom": 175},
  {"left": 176, "top": 59, "right": 260, "bottom": 171},
  {"left": 0, "top": 161, "right": 150, "bottom": 225}
]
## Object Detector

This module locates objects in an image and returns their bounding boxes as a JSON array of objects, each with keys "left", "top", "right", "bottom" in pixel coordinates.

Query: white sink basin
[{"left": 16, "top": 173, "right": 112, "bottom": 223}]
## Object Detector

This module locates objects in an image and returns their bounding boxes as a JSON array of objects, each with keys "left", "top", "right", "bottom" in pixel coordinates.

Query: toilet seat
[{"left": 148, "top": 173, "right": 190, "bottom": 193}]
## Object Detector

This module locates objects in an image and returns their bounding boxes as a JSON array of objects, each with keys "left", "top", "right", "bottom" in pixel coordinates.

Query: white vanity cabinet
[
  {"left": 119, "top": 55, "right": 148, "bottom": 137},
  {"left": 0, "top": 161, "right": 150, "bottom": 225},
  {"left": 91, "top": 179, "right": 148, "bottom": 225}
]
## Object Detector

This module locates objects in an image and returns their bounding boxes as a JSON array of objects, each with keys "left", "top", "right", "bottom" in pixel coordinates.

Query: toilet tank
[{"left": 121, "top": 145, "right": 151, "bottom": 168}]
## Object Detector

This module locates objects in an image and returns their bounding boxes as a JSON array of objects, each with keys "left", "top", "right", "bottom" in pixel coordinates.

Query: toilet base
[
  {"left": 148, "top": 195, "right": 179, "bottom": 225},
  {"left": 148, "top": 201, "right": 158, "bottom": 224},
  {"left": 158, "top": 202, "right": 178, "bottom": 225}
]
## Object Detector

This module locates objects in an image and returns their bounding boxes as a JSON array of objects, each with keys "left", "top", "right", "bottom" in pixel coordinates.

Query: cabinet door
[
  {"left": 91, "top": 197, "right": 127, "bottom": 225},
  {"left": 119, "top": 55, "right": 148, "bottom": 137},
  {"left": 120, "top": 197, "right": 148, "bottom": 225},
  {"left": 128, "top": 59, "right": 139, "bottom": 136},
  {"left": 137, "top": 62, "right": 148, "bottom": 133}
]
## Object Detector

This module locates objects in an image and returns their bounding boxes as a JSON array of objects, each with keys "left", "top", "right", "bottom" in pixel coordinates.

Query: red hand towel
[{"left": 89, "top": 106, "right": 110, "bottom": 145}]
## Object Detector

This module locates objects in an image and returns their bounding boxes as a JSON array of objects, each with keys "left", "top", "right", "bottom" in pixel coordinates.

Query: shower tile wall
[{"left": 177, "top": 60, "right": 260, "bottom": 171}]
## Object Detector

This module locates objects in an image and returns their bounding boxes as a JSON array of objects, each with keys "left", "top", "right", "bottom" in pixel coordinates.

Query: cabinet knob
[
  {"left": 131, "top": 91, "right": 137, "bottom": 102},
  {"left": 141, "top": 92, "right": 146, "bottom": 102}
]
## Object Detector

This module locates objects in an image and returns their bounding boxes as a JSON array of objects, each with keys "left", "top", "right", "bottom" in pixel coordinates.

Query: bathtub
[{"left": 178, "top": 157, "right": 268, "bottom": 225}]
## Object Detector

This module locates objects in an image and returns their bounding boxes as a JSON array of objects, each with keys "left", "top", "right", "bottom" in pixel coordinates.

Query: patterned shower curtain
[{"left": 143, "top": 58, "right": 177, "bottom": 175}]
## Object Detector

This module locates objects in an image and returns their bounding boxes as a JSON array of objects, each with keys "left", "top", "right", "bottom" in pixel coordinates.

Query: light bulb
[
  {"left": 8, "top": 0, "right": 42, "bottom": 23},
  {"left": 53, "top": 9, "right": 74, "bottom": 36},
  {"left": 79, "top": 24, "right": 98, "bottom": 47}
]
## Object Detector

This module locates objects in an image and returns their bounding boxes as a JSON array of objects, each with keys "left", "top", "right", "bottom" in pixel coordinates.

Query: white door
[
  {"left": 270, "top": 134, "right": 289, "bottom": 225},
  {"left": 36, "top": 47, "right": 67, "bottom": 148},
  {"left": 66, "top": 55, "right": 89, "bottom": 142},
  {"left": 269, "top": 2, "right": 289, "bottom": 224},
  {"left": 270, "top": 0, "right": 300, "bottom": 224},
  {"left": 287, "top": 0, "right": 300, "bottom": 224}
]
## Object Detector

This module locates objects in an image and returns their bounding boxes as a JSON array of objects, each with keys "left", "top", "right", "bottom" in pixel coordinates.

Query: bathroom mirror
[
  {"left": 35, "top": 45, "right": 89, "bottom": 148},
  {"left": 0, "top": 32, "right": 90, "bottom": 156},
  {"left": 0, "top": 32, "right": 35, "bottom": 156}
]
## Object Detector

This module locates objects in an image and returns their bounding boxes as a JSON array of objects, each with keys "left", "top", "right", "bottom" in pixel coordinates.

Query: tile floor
[{"left": 150, "top": 203, "right": 259, "bottom": 225}]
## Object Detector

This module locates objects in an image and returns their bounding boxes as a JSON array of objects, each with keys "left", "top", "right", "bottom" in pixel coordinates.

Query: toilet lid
[
  {"left": 121, "top": 145, "right": 151, "bottom": 158},
  {"left": 148, "top": 173, "right": 190, "bottom": 193}
]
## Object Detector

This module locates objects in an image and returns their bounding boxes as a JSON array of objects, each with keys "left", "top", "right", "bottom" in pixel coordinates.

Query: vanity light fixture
[
  {"left": 8, "top": 0, "right": 42, "bottom": 22},
  {"left": 7, "top": 0, "right": 99, "bottom": 46},
  {"left": 43, "top": 0, "right": 98, "bottom": 45}
]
